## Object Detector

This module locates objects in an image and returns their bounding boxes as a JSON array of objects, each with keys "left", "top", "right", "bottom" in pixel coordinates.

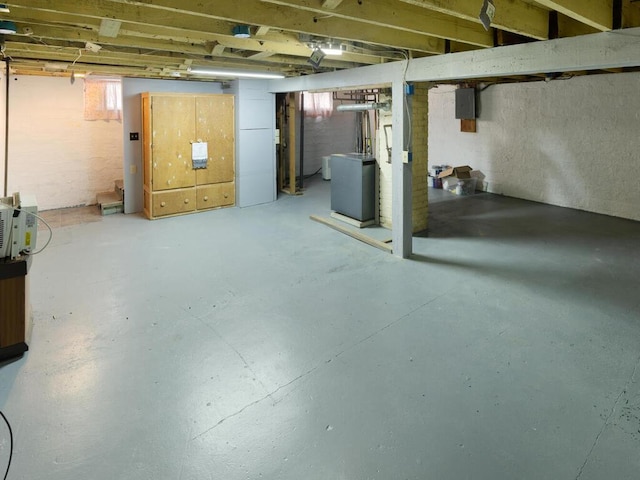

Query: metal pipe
[{"left": 336, "top": 102, "right": 390, "bottom": 112}]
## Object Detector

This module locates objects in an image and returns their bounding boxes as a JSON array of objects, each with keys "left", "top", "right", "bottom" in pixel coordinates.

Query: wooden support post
[
  {"left": 287, "top": 92, "right": 297, "bottom": 194},
  {"left": 391, "top": 78, "right": 412, "bottom": 258},
  {"left": 277, "top": 97, "right": 285, "bottom": 192}
]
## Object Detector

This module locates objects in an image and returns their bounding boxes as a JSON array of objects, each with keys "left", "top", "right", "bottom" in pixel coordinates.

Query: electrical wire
[
  {"left": 8, "top": 206, "right": 54, "bottom": 255},
  {"left": 480, "top": 82, "right": 496, "bottom": 92},
  {"left": 70, "top": 48, "right": 82, "bottom": 67},
  {"left": 0, "top": 411, "right": 12, "bottom": 480},
  {"left": 0, "top": 45, "right": 12, "bottom": 62},
  {"left": 304, "top": 167, "right": 322, "bottom": 179}
]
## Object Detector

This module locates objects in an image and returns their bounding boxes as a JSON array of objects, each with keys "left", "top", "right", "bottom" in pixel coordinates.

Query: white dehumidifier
[
  {"left": 0, "top": 204, "right": 11, "bottom": 258},
  {"left": 10, "top": 193, "right": 38, "bottom": 258}
]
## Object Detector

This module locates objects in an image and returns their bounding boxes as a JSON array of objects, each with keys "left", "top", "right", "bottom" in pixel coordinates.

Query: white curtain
[
  {"left": 302, "top": 91, "right": 333, "bottom": 118},
  {"left": 84, "top": 79, "right": 122, "bottom": 121}
]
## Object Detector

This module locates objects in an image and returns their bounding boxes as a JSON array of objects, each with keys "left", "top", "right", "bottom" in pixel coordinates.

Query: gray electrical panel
[
  {"left": 330, "top": 153, "right": 376, "bottom": 222},
  {"left": 455, "top": 88, "right": 476, "bottom": 119}
]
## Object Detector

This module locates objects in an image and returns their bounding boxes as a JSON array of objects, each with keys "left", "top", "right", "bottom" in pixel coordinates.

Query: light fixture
[
  {"left": 44, "top": 62, "right": 69, "bottom": 71},
  {"left": 308, "top": 48, "right": 325, "bottom": 69},
  {"left": 85, "top": 41, "right": 102, "bottom": 53},
  {"left": 99, "top": 18, "right": 121, "bottom": 38},
  {"left": 70, "top": 72, "right": 86, "bottom": 85},
  {"left": 320, "top": 43, "right": 344, "bottom": 56},
  {"left": 188, "top": 68, "right": 284, "bottom": 79},
  {"left": 478, "top": 0, "right": 496, "bottom": 31},
  {"left": 232, "top": 25, "right": 251, "bottom": 38},
  {"left": 0, "top": 20, "right": 16, "bottom": 35},
  {"left": 0, "top": 4, "right": 9, "bottom": 14}
]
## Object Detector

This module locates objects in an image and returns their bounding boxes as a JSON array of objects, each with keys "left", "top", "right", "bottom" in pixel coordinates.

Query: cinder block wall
[
  {"left": 428, "top": 73, "right": 640, "bottom": 221},
  {"left": 302, "top": 109, "right": 359, "bottom": 176},
  {"left": 6, "top": 75, "right": 123, "bottom": 210},
  {"left": 377, "top": 87, "right": 429, "bottom": 233}
]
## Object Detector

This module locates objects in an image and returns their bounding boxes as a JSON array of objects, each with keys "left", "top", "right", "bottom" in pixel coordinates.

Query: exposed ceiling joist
[
  {"left": 0, "top": 0, "right": 635, "bottom": 81},
  {"left": 260, "top": 0, "right": 494, "bottom": 47},
  {"left": 16, "top": 0, "right": 444, "bottom": 54},
  {"left": 399, "top": 0, "right": 550, "bottom": 40},
  {"left": 247, "top": 51, "right": 276, "bottom": 59},
  {"left": 211, "top": 43, "right": 226, "bottom": 56},
  {"left": 321, "top": 0, "right": 343, "bottom": 9},
  {"left": 531, "top": 0, "right": 613, "bottom": 31}
]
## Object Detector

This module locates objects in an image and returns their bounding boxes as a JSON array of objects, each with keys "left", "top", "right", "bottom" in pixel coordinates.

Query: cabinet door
[
  {"left": 196, "top": 183, "right": 235, "bottom": 210},
  {"left": 152, "top": 188, "right": 196, "bottom": 217},
  {"left": 195, "top": 95, "right": 235, "bottom": 185},
  {"left": 151, "top": 96, "right": 196, "bottom": 191}
]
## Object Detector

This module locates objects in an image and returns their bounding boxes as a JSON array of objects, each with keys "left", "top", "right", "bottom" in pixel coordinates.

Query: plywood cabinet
[{"left": 142, "top": 93, "right": 235, "bottom": 219}]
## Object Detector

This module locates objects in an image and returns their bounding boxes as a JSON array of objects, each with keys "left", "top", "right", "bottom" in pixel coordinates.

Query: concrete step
[
  {"left": 114, "top": 179, "right": 124, "bottom": 200},
  {"left": 96, "top": 191, "right": 123, "bottom": 215}
]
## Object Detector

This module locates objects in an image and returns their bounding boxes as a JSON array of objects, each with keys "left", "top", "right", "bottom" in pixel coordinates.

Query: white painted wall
[
  {"left": 229, "top": 79, "right": 276, "bottom": 208},
  {"left": 121, "top": 78, "right": 223, "bottom": 214},
  {"left": 429, "top": 72, "right": 640, "bottom": 221},
  {"left": 301, "top": 105, "right": 359, "bottom": 176},
  {"left": 377, "top": 98, "right": 393, "bottom": 228},
  {"left": 3, "top": 75, "right": 123, "bottom": 210}
]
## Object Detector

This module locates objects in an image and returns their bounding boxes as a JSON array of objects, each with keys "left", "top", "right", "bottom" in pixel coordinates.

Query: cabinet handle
[
  {"left": 223, "top": 193, "right": 228, "bottom": 198},
  {"left": 160, "top": 201, "right": 166, "bottom": 207},
  {"left": 184, "top": 198, "right": 190, "bottom": 204},
  {"left": 203, "top": 196, "right": 209, "bottom": 201}
]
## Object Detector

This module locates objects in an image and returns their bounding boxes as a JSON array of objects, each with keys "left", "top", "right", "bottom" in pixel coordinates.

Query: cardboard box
[
  {"left": 438, "top": 165, "right": 476, "bottom": 195},
  {"left": 437, "top": 165, "right": 472, "bottom": 179},
  {"left": 442, "top": 177, "right": 477, "bottom": 195}
]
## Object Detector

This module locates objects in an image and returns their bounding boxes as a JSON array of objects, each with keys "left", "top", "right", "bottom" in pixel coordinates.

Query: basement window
[
  {"left": 84, "top": 78, "right": 122, "bottom": 121},
  {"left": 303, "top": 91, "right": 333, "bottom": 118}
]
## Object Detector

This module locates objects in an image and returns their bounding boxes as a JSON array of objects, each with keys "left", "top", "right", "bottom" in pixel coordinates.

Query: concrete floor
[{"left": 1, "top": 177, "right": 640, "bottom": 479}]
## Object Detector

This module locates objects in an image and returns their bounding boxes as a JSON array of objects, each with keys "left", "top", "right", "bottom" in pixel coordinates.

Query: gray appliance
[{"left": 330, "top": 153, "right": 376, "bottom": 222}]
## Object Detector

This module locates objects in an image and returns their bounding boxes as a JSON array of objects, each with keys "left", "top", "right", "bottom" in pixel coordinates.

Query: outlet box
[{"left": 129, "top": 132, "right": 139, "bottom": 141}]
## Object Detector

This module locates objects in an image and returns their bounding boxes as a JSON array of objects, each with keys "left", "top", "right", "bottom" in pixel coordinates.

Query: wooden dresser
[
  {"left": 0, "top": 256, "right": 30, "bottom": 361},
  {"left": 141, "top": 93, "right": 235, "bottom": 219}
]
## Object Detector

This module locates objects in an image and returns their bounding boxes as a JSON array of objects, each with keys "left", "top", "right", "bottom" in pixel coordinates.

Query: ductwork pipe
[{"left": 336, "top": 102, "right": 390, "bottom": 112}]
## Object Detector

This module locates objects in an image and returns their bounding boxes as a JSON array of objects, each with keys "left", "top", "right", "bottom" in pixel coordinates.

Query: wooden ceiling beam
[
  {"left": 321, "top": 0, "right": 343, "bottom": 8},
  {"left": 13, "top": 0, "right": 444, "bottom": 54},
  {"left": 399, "top": 0, "right": 550, "bottom": 40},
  {"left": 557, "top": 13, "right": 599, "bottom": 37},
  {"left": 622, "top": 0, "right": 640, "bottom": 28},
  {"left": 260, "top": 0, "right": 494, "bottom": 47},
  {"left": 123, "top": 0, "right": 446, "bottom": 53},
  {"left": 9, "top": 6, "right": 391, "bottom": 72},
  {"left": 15, "top": 18, "right": 378, "bottom": 67},
  {"left": 530, "top": 0, "right": 613, "bottom": 31},
  {"left": 3, "top": 41, "right": 322, "bottom": 75},
  {"left": 4, "top": 36, "right": 355, "bottom": 73}
]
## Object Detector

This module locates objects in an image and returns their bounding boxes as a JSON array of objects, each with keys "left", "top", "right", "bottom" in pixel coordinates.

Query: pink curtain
[
  {"left": 84, "top": 79, "right": 122, "bottom": 121},
  {"left": 302, "top": 92, "right": 333, "bottom": 118}
]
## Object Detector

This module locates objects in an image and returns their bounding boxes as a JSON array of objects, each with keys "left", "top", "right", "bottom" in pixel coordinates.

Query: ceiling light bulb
[
  {"left": 188, "top": 68, "right": 284, "bottom": 79},
  {"left": 0, "top": 20, "right": 16, "bottom": 35},
  {"left": 320, "top": 44, "right": 343, "bottom": 56},
  {"left": 232, "top": 25, "right": 251, "bottom": 38}
]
